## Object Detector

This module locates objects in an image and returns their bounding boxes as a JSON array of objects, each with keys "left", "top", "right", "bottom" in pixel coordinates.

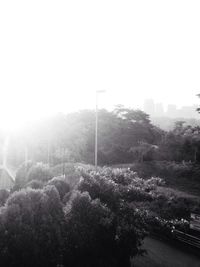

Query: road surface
[{"left": 133, "top": 237, "right": 200, "bottom": 267}]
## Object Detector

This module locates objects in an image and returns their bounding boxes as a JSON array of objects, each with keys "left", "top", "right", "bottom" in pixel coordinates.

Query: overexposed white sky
[{"left": 0, "top": 0, "right": 200, "bottom": 129}]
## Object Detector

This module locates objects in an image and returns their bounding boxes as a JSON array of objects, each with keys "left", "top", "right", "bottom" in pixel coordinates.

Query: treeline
[{"left": 3, "top": 106, "right": 200, "bottom": 168}]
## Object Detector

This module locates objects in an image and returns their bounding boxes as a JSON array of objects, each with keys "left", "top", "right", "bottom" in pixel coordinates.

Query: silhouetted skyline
[{"left": 143, "top": 99, "right": 199, "bottom": 119}]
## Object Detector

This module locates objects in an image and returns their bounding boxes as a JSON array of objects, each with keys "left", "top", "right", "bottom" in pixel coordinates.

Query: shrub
[
  {"left": 27, "top": 163, "right": 53, "bottom": 182},
  {"left": 25, "top": 179, "right": 44, "bottom": 189},
  {"left": 0, "top": 189, "right": 9, "bottom": 206},
  {"left": 63, "top": 190, "right": 146, "bottom": 267},
  {"left": 2, "top": 165, "right": 186, "bottom": 266},
  {"left": 122, "top": 185, "right": 153, "bottom": 202},
  {"left": 51, "top": 163, "right": 81, "bottom": 187},
  {"left": 149, "top": 195, "right": 191, "bottom": 220},
  {"left": 78, "top": 167, "right": 163, "bottom": 206},
  {"left": 0, "top": 186, "right": 65, "bottom": 267},
  {"left": 145, "top": 212, "right": 190, "bottom": 237},
  {"left": 78, "top": 169, "right": 121, "bottom": 210},
  {"left": 64, "top": 191, "right": 115, "bottom": 266},
  {"left": 47, "top": 176, "right": 70, "bottom": 200}
]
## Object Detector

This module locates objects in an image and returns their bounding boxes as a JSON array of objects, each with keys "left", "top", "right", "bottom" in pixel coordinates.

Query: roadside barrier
[{"left": 172, "top": 229, "right": 200, "bottom": 249}]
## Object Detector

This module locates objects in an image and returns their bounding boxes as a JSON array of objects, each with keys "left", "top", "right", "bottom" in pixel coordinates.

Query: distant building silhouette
[{"left": 143, "top": 99, "right": 199, "bottom": 120}]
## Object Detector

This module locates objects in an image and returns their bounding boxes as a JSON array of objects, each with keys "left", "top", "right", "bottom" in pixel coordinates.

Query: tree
[
  {"left": 64, "top": 191, "right": 116, "bottom": 267},
  {"left": 27, "top": 163, "right": 53, "bottom": 183},
  {"left": 114, "top": 105, "right": 151, "bottom": 124},
  {"left": 47, "top": 176, "right": 70, "bottom": 200},
  {"left": 0, "top": 189, "right": 9, "bottom": 206},
  {"left": 0, "top": 186, "right": 65, "bottom": 267},
  {"left": 2, "top": 107, "right": 164, "bottom": 167},
  {"left": 76, "top": 167, "right": 148, "bottom": 266},
  {"left": 14, "top": 160, "right": 34, "bottom": 189},
  {"left": 130, "top": 141, "right": 158, "bottom": 162}
]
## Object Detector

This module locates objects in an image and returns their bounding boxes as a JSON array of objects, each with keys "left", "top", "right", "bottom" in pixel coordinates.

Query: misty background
[{"left": 1, "top": 0, "right": 200, "bottom": 131}]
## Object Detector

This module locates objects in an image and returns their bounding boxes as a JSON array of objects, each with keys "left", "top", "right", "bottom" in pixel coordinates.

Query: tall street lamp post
[{"left": 95, "top": 90, "right": 106, "bottom": 172}]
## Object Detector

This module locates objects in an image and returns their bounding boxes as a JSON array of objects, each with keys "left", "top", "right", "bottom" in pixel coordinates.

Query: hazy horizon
[{"left": 1, "top": 1, "right": 200, "bottom": 129}]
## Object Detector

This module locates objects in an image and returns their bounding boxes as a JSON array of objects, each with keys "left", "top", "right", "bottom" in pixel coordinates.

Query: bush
[
  {"left": 25, "top": 179, "right": 44, "bottom": 189},
  {"left": 77, "top": 167, "right": 150, "bottom": 265},
  {"left": 64, "top": 191, "right": 115, "bottom": 266},
  {"left": 51, "top": 163, "right": 81, "bottom": 187},
  {"left": 0, "top": 189, "right": 9, "bottom": 206},
  {"left": 0, "top": 186, "right": 65, "bottom": 267},
  {"left": 78, "top": 167, "right": 164, "bottom": 207},
  {"left": 47, "top": 176, "right": 70, "bottom": 200},
  {"left": 145, "top": 212, "right": 190, "bottom": 237},
  {"left": 78, "top": 169, "right": 121, "bottom": 210},
  {"left": 27, "top": 163, "right": 53, "bottom": 183},
  {"left": 1, "top": 165, "right": 180, "bottom": 266},
  {"left": 149, "top": 195, "right": 191, "bottom": 220},
  {"left": 63, "top": 191, "right": 147, "bottom": 267}
]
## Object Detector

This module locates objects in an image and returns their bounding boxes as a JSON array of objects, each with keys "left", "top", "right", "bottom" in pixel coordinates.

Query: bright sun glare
[
  {"left": 1, "top": 1, "right": 200, "bottom": 132},
  {"left": 0, "top": 107, "right": 31, "bottom": 132}
]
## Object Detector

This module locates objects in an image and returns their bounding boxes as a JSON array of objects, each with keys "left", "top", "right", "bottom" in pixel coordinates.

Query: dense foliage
[
  {"left": 0, "top": 163, "right": 199, "bottom": 266},
  {"left": 129, "top": 161, "right": 200, "bottom": 195},
  {"left": 3, "top": 106, "right": 200, "bottom": 170},
  {"left": 3, "top": 107, "right": 164, "bottom": 166},
  {"left": 0, "top": 186, "right": 65, "bottom": 267},
  {"left": 1, "top": 104, "right": 200, "bottom": 266},
  {"left": 0, "top": 165, "right": 152, "bottom": 267}
]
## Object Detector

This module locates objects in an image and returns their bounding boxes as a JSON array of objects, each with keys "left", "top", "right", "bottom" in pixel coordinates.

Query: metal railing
[{"left": 172, "top": 229, "right": 200, "bottom": 249}]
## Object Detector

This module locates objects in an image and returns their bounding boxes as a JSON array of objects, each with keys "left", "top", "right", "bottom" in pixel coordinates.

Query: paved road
[{"left": 133, "top": 237, "right": 200, "bottom": 267}]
